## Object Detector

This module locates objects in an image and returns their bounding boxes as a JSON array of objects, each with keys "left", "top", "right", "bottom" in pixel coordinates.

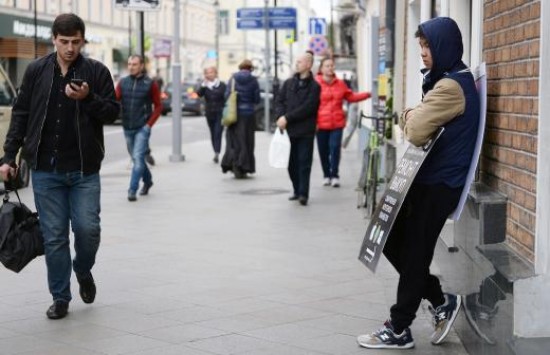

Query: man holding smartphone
[
  {"left": 115, "top": 55, "right": 162, "bottom": 201},
  {"left": 0, "top": 13, "right": 119, "bottom": 319}
]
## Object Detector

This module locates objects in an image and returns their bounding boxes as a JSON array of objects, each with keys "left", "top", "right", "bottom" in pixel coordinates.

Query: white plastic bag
[{"left": 268, "top": 129, "right": 290, "bottom": 168}]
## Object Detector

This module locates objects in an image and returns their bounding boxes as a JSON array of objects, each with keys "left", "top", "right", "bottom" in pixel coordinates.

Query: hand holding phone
[{"left": 70, "top": 78, "right": 84, "bottom": 88}]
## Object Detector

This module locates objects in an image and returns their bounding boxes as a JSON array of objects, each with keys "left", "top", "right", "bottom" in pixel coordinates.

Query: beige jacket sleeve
[{"left": 399, "top": 78, "right": 465, "bottom": 146}]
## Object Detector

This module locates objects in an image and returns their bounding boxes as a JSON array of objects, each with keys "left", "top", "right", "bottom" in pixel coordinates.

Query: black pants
[
  {"left": 288, "top": 136, "right": 314, "bottom": 198},
  {"left": 205, "top": 111, "right": 223, "bottom": 154},
  {"left": 383, "top": 183, "right": 462, "bottom": 332}
]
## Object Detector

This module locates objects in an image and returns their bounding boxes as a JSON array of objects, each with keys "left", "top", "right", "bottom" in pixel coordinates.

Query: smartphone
[{"left": 70, "top": 78, "right": 84, "bottom": 87}]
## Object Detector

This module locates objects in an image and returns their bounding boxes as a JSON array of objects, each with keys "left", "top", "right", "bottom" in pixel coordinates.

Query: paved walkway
[{"left": 0, "top": 131, "right": 468, "bottom": 354}]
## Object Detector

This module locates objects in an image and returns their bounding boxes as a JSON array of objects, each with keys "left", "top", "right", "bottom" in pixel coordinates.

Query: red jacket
[{"left": 315, "top": 74, "right": 370, "bottom": 130}]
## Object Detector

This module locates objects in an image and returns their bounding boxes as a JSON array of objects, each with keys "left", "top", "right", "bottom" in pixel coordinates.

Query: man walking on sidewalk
[
  {"left": 275, "top": 52, "right": 320, "bottom": 206},
  {"left": 116, "top": 55, "right": 162, "bottom": 201},
  {"left": 357, "top": 17, "right": 479, "bottom": 349},
  {"left": 0, "top": 13, "right": 120, "bottom": 319}
]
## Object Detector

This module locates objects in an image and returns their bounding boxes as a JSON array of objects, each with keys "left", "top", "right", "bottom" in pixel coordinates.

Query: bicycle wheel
[
  {"left": 364, "top": 150, "right": 379, "bottom": 219},
  {"left": 356, "top": 147, "right": 371, "bottom": 208}
]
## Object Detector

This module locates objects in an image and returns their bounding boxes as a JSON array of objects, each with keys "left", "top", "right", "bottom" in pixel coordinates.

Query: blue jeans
[
  {"left": 124, "top": 125, "right": 152, "bottom": 193},
  {"left": 32, "top": 170, "right": 101, "bottom": 302},
  {"left": 288, "top": 136, "right": 314, "bottom": 198},
  {"left": 316, "top": 128, "right": 343, "bottom": 179}
]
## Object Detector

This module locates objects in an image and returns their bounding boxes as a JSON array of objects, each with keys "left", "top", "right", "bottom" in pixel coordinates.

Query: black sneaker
[
  {"left": 429, "top": 293, "right": 462, "bottom": 345},
  {"left": 46, "top": 300, "right": 69, "bottom": 320},
  {"left": 139, "top": 182, "right": 153, "bottom": 196},
  {"left": 128, "top": 191, "right": 137, "bottom": 202},
  {"left": 357, "top": 320, "right": 415, "bottom": 349},
  {"left": 145, "top": 153, "right": 155, "bottom": 166},
  {"left": 288, "top": 195, "right": 299, "bottom": 201},
  {"left": 77, "top": 274, "right": 96, "bottom": 304},
  {"left": 298, "top": 196, "right": 308, "bottom": 206}
]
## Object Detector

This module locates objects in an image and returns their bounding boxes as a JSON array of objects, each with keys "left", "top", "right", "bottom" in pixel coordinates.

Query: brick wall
[{"left": 482, "top": 0, "right": 540, "bottom": 262}]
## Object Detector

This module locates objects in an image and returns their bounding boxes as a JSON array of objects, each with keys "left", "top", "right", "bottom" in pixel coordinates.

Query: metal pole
[
  {"left": 170, "top": 0, "right": 185, "bottom": 162},
  {"left": 33, "top": 0, "right": 37, "bottom": 59},
  {"left": 273, "top": 0, "right": 279, "bottom": 104},
  {"left": 136, "top": 12, "right": 144, "bottom": 57},
  {"left": 329, "top": 0, "right": 334, "bottom": 51},
  {"left": 139, "top": 12, "right": 145, "bottom": 57},
  {"left": 129, "top": 13, "right": 132, "bottom": 54},
  {"left": 215, "top": 1, "right": 220, "bottom": 69},
  {"left": 263, "top": 0, "right": 271, "bottom": 133}
]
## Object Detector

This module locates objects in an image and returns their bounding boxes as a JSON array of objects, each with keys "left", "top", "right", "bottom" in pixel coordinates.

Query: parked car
[
  {"left": 161, "top": 82, "right": 204, "bottom": 116},
  {"left": 0, "top": 64, "right": 30, "bottom": 189}
]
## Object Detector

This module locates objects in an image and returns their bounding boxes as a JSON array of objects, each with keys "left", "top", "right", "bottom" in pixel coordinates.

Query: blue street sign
[
  {"left": 237, "top": 7, "right": 296, "bottom": 18},
  {"left": 237, "top": 8, "right": 264, "bottom": 18},
  {"left": 268, "top": 7, "right": 296, "bottom": 17},
  {"left": 237, "top": 7, "right": 297, "bottom": 30},
  {"left": 309, "top": 17, "right": 327, "bottom": 36},
  {"left": 269, "top": 18, "right": 297, "bottom": 29}
]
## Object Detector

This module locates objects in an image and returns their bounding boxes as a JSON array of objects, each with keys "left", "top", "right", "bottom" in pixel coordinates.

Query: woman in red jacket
[{"left": 316, "top": 57, "right": 370, "bottom": 187}]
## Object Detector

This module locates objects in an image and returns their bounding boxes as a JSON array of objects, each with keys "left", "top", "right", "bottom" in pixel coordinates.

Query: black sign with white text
[{"left": 358, "top": 128, "right": 444, "bottom": 272}]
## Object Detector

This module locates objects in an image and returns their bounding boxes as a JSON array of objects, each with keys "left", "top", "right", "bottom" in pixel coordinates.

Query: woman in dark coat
[
  {"left": 221, "top": 59, "right": 260, "bottom": 178},
  {"left": 197, "top": 66, "right": 227, "bottom": 163}
]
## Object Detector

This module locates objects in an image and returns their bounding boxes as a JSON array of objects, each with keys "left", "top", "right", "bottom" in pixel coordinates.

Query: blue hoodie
[
  {"left": 226, "top": 70, "right": 260, "bottom": 116},
  {"left": 415, "top": 17, "right": 480, "bottom": 188}
]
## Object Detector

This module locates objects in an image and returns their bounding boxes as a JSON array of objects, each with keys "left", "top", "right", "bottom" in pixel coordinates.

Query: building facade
[{"left": 0, "top": 0, "right": 216, "bottom": 87}]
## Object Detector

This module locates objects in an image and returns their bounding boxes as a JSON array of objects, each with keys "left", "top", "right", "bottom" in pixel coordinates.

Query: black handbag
[{"left": 0, "top": 185, "right": 43, "bottom": 273}]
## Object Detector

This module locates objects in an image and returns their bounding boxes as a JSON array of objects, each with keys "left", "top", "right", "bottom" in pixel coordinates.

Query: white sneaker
[
  {"left": 323, "top": 178, "right": 331, "bottom": 186},
  {"left": 331, "top": 178, "right": 340, "bottom": 187}
]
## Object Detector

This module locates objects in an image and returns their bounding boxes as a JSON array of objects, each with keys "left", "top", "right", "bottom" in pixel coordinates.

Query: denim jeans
[
  {"left": 124, "top": 125, "right": 152, "bottom": 193},
  {"left": 288, "top": 136, "right": 314, "bottom": 198},
  {"left": 316, "top": 128, "right": 343, "bottom": 179},
  {"left": 32, "top": 170, "right": 101, "bottom": 302}
]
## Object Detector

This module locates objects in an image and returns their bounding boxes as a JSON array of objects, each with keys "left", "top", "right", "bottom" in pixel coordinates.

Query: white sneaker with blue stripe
[{"left": 357, "top": 320, "right": 415, "bottom": 349}]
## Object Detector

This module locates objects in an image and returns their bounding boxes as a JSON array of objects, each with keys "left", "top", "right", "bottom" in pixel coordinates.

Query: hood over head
[{"left": 419, "top": 17, "right": 466, "bottom": 92}]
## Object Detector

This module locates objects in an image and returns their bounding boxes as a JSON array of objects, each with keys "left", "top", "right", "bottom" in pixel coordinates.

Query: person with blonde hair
[{"left": 197, "top": 66, "right": 226, "bottom": 163}]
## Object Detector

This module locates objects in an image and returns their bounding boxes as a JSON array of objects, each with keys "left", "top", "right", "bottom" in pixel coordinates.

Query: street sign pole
[
  {"left": 264, "top": 1, "right": 271, "bottom": 133},
  {"left": 170, "top": 0, "right": 184, "bottom": 162}
]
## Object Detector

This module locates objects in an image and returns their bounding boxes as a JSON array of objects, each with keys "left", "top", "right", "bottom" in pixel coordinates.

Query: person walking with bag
[
  {"left": 197, "top": 66, "right": 226, "bottom": 164},
  {"left": 115, "top": 55, "right": 162, "bottom": 201},
  {"left": 315, "top": 57, "right": 370, "bottom": 188},
  {"left": 357, "top": 17, "right": 479, "bottom": 349},
  {"left": 0, "top": 13, "right": 120, "bottom": 319},
  {"left": 275, "top": 52, "right": 320, "bottom": 206},
  {"left": 221, "top": 59, "right": 260, "bottom": 178}
]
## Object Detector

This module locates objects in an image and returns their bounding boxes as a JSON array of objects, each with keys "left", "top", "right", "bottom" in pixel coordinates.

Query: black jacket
[
  {"left": 197, "top": 81, "right": 227, "bottom": 115},
  {"left": 275, "top": 72, "right": 320, "bottom": 138},
  {"left": 2, "top": 53, "right": 119, "bottom": 174}
]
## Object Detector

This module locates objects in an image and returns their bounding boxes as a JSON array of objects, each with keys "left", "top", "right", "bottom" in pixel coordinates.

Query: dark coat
[
  {"left": 197, "top": 81, "right": 227, "bottom": 115},
  {"left": 2, "top": 53, "right": 119, "bottom": 174},
  {"left": 227, "top": 70, "right": 260, "bottom": 116},
  {"left": 275, "top": 72, "right": 320, "bottom": 138}
]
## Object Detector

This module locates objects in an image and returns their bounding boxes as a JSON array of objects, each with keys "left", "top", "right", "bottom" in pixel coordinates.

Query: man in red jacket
[{"left": 316, "top": 57, "right": 370, "bottom": 187}]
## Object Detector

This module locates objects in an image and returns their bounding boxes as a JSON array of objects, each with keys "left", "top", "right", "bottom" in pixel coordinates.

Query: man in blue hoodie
[{"left": 357, "top": 17, "right": 480, "bottom": 350}]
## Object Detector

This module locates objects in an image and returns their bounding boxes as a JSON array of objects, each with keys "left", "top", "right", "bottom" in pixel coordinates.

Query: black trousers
[
  {"left": 205, "top": 111, "right": 223, "bottom": 154},
  {"left": 383, "top": 183, "right": 462, "bottom": 332},
  {"left": 288, "top": 136, "right": 314, "bottom": 198}
]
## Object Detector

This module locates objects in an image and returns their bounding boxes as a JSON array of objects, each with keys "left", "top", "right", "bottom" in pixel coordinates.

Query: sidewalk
[{"left": 0, "top": 132, "right": 468, "bottom": 355}]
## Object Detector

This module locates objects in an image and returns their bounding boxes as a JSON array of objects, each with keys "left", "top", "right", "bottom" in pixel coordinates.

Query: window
[{"left": 219, "top": 10, "right": 229, "bottom": 35}]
